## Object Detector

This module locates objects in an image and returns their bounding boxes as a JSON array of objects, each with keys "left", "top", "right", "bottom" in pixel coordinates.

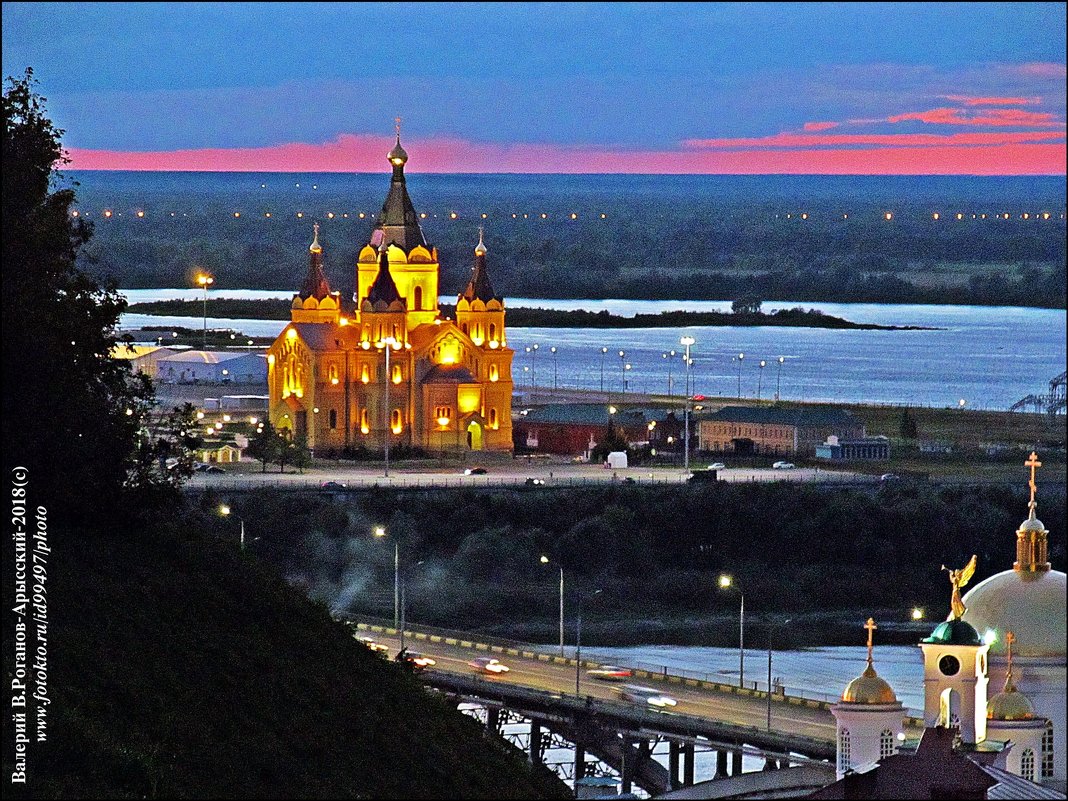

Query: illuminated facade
[{"left": 266, "top": 137, "right": 514, "bottom": 453}]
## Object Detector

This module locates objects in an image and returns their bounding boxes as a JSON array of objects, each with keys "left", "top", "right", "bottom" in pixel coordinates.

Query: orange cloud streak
[
  {"left": 684, "top": 131, "right": 1064, "bottom": 148},
  {"left": 940, "top": 95, "right": 1040, "bottom": 106},
  {"left": 802, "top": 121, "right": 840, "bottom": 131},
  {"left": 887, "top": 107, "right": 1064, "bottom": 127}
]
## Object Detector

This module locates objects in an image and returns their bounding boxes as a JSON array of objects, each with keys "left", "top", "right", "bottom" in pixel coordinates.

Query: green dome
[{"left": 922, "top": 619, "right": 982, "bottom": 646}]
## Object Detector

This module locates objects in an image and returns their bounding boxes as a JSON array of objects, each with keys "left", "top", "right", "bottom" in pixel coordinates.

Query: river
[{"left": 119, "top": 289, "right": 1065, "bottom": 411}]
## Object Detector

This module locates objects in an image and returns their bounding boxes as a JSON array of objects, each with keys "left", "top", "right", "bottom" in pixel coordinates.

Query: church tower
[
  {"left": 986, "top": 632, "right": 1049, "bottom": 784},
  {"left": 291, "top": 224, "right": 341, "bottom": 324},
  {"left": 919, "top": 555, "right": 990, "bottom": 745},
  {"left": 831, "top": 618, "right": 906, "bottom": 779}
]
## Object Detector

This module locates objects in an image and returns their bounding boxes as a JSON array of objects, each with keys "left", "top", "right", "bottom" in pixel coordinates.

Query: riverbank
[{"left": 125, "top": 298, "right": 937, "bottom": 331}]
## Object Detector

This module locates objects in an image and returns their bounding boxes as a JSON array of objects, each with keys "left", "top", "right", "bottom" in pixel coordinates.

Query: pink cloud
[
  {"left": 1014, "top": 62, "right": 1068, "bottom": 79},
  {"left": 802, "top": 121, "right": 840, "bottom": 132},
  {"left": 940, "top": 95, "right": 1041, "bottom": 106},
  {"left": 64, "top": 132, "right": 1066, "bottom": 176},
  {"left": 887, "top": 106, "right": 1064, "bottom": 127}
]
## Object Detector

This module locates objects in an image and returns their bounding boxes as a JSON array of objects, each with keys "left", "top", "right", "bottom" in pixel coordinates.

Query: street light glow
[
  {"left": 719, "top": 574, "right": 733, "bottom": 589},
  {"left": 911, "top": 607, "right": 924, "bottom": 621},
  {"left": 373, "top": 526, "right": 386, "bottom": 538}
]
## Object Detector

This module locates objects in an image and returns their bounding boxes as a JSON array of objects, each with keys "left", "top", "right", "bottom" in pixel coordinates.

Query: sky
[{"left": 2, "top": 2, "right": 1065, "bottom": 174}]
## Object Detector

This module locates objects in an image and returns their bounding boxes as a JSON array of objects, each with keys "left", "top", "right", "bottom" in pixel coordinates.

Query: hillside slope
[{"left": 8, "top": 524, "right": 567, "bottom": 799}]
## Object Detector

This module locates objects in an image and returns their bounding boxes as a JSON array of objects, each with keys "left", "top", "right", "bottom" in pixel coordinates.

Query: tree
[
  {"left": 2, "top": 69, "right": 163, "bottom": 530},
  {"left": 731, "top": 295, "right": 763, "bottom": 315},
  {"left": 291, "top": 433, "right": 312, "bottom": 474},
  {"left": 246, "top": 420, "right": 281, "bottom": 473},
  {"left": 899, "top": 408, "right": 919, "bottom": 441},
  {"left": 590, "top": 422, "right": 630, "bottom": 464}
]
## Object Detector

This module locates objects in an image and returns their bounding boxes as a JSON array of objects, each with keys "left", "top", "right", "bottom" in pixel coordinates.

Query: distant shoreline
[{"left": 125, "top": 298, "right": 939, "bottom": 331}]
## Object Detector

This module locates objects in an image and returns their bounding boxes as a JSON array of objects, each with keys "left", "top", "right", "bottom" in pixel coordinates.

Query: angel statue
[{"left": 942, "top": 555, "right": 978, "bottom": 621}]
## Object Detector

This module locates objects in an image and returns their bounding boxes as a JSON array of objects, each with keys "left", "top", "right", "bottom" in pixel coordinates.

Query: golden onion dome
[
  {"left": 987, "top": 688, "right": 1035, "bottom": 721},
  {"left": 842, "top": 664, "right": 898, "bottom": 705},
  {"left": 388, "top": 136, "right": 408, "bottom": 166}
]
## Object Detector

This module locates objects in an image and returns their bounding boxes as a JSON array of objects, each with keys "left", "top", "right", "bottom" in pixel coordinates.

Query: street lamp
[
  {"left": 600, "top": 347, "right": 608, "bottom": 393},
  {"left": 758, "top": 360, "right": 766, "bottom": 400},
  {"left": 718, "top": 574, "right": 745, "bottom": 688},
  {"left": 540, "top": 555, "right": 565, "bottom": 658},
  {"left": 437, "top": 415, "right": 450, "bottom": 463},
  {"left": 378, "top": 336, "right": 398, "bottom": 477},
  {"left": 663, "top": 350, "right": 676, "bottom": 397},
  {"left": 775, "top": 356, "right": 785, "bottom": 402},
  {"left": 196, "top": 272, "right": 214, "bottom": 349},
  {"left": 532, "top": 343, "right": 539, "bottom": 400},
  {"left": 911, "top": 607, "right": 925, "bottom": 621},
  {"left": 618, "top": 351, "right": 626, "bottom": 403},
  {"left": 219, "top": 504, "right": 257, "bottom": 550},
  {"left": 550, "top": 346, "right": 558, "bottom": 393},
  {"left": 374, "top": 525, "right": 400, "bottom": 630},
  {"left": 680, "top": 336, "right": 695, "bottom": 472},
  {"left": 575, "top": 589, "right": 603, "bottom": 697},
  {"left": 735, "top": 352, "right": 745, "bottom": 398},
  {"left": 766, "top": 618, "right": 792, "bottom": 730}
]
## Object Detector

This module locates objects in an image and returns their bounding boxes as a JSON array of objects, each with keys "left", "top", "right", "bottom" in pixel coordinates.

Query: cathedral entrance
[{"left": 467, "top": 421, "right": 483, "bottom": 451}]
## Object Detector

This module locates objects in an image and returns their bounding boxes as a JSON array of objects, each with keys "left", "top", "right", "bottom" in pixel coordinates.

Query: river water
[{"left": 119, "top": 289, "right": 1064, "bottom": 411}]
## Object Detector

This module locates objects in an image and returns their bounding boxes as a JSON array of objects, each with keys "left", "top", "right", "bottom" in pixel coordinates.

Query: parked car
[
  {"left": 320, "top": 480, "right": 347, "bottom": 490},
  {"left": 688, "top": 469, "right": 718, "bottom": 483},
  {"left": 617, "top": 684, "right": 678, "bottom": 708},
  {"left": 587, "top": 665, "right": 632, "bottom": 681},
  {"left": 880, "top": 473, "right": 901, "bottom": 482},
  {"left": 469, "top": 656, "right": 510, "bottom": 674},
  {"left": 464, "top": 467, "right": 488, "bottom": 476},
  {"left": 772, "top": 461, "right": 796, "bottom": 470},
  {"left": 357, "top": 636, "right": 389, "bottom": 656},
  {"left": 524, "top": 477, "right": 545, "bottom": 486},
  {"left": 204, "top": 465, "right": 227, "bottom": 474}
]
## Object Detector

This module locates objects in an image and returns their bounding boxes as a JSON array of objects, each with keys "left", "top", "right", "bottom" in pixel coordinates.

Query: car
[
  {"left": 880, "top": 473, "right": 901, "bottom": 482},
  {"left": 464, "top": 467, "right": 488, "bottom": 476},
  {"left": 320, "top": 480, "right": 347, "bottom": 490},
  {"left": 204, "top": 465, "right": 227, "bottom": 474},
  {"left": 525, "top": 477, "right": 545, "bottom": 486},
  {"left": 357, "top": 636, "right": 390, "bottom": 656},
  {"left": 708, "top": 463, "right": 727, "bottom": 470},
  {"left": 587, "top": 665, "right": 632, "bottom": 681},
  {"left": 618, "top": 684, "right": 678, "bottom": 708},
  {"left": 396, "top": 650, "right": 437, "bottom": 672},
  {"left": 772, "top": 461, "right": 796, "bottom": 470},
  {"left": 469, "top": 656, "right": 510, "bottom": 674},
  {"left": 687, "top": 469, "right": 718, "bottom": 483}
]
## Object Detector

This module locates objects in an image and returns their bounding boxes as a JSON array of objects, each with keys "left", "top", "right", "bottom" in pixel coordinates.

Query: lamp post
[
  {"left": 379, "top": 336, "right": 398, "bottom": 477},
  {"left": 766, "top": 618, "right": 792, "bottom": 730},
  {"left": 540, "top": 555, "right": 565, "bottom": 658},
  {"left": 735, "top": 352, "right": 745, "bottom": 398},
  {"left": 618, "top": 351, "right": 626, "bottom": 403},
  {"left": 663, "top": 350, "right": 676, "bottom": 398},
  {"left": 532, "top": 343, "right": 539, "bottom": 400},
  {"left": 775, "top": 356, "right": 785, "bottom": 402},
  {"left": 398, "top": 560, "right": 426, "bottom": 654},
  {"left": 575, "top": 589, "right": 603, "bottom": 697},
  {"left": 220, "top": 504, "right": 257, "bottom": 550},
  {"left": 600, "top": 347, "right": 608, "bottom": 393},
  {"left": 196, "top": 272, "right": 214, "bottom": 349},
  {"left": 550, "top": 346, "right": 558, "bottom": 394},
  {"left": 758, "top": 360, "right": 766, "bottom": 400},
  {"left": 437, "top": 415, "right": 449, "bottom": 463},
  {"left": 374, "top": 525, "right": 400, "bottom": 630},
  {"left": 718, "top": 575, "right": 745, "bottom": 688},
  {"left": 680, "top": 336, "right": 695, "bottom": 472}
]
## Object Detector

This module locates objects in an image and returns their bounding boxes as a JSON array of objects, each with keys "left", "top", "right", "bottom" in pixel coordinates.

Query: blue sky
[{"left": 3, "top": 2, "right": 1065, "bottom": 173}]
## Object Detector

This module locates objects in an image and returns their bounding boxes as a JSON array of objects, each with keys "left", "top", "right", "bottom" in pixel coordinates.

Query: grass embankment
[{"left": 17, "top": 525, "right": 568, "bottom": 799}]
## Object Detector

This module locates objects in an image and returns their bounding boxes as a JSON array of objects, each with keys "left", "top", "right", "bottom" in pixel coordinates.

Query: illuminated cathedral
[{"left": 266, "top": 135, "right": 514, "bottom": 453}]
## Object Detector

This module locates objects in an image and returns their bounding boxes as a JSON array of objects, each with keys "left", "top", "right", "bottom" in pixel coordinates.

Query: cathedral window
[
  {"left": 1042, "top": 721, "right": 1054, "bottom": 778},
  {"left": 360, "top": 409, "right": 369, "bottom": 435},
  {"left": 489, "top": 408, "right": 498, "bottom": 429},
  {"left": 392, "top": 364, "right": 402, "bottom": 384},
  {"left": 838, "top": 729, "right": 851, "bottom": 773},
  {"left": 414, "top": 286, "right": 423, "bottom": 310},
  {"left": 489, "top": 323, "right": 496, "bottom": 341},
  {"left": 462, "top": 322, "right": 469, "bottom": 334},
  {"left": 329, "top": 409, "right": 337, "bottom": 430},
  {"left": 879, "top": 729, "right": 894, "bottom": 759},
  {"left": 391, "top": 409, "right": 403, "bottom": 434},
  {"left": 1021, "top": 748, "right": 1036, "bottom": 782},
  {"left": 361, "top": 364, "right": 370, "bottom": 384},
  {"left": 489, "top": 364, "right": 499, "bottom": 382}
]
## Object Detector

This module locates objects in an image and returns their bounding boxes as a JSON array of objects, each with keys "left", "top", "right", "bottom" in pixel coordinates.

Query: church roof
[
  {"left": 422, "top": 364, "right": 477, "bottom": 384},
  {"left": 700, "top": 405, "right": 858, "bottom": 427},
  {"left": 298, "top": 224, "right": 333, "bottom": 301},
  {"left": 922, "top": 619, "right": 983, "bottom": 646},
  {"left": 366, "top": 245, "right": 405, "bottom": 307},
  {"left": 459, "top": 229, "right": 500, "bottom": 303},
  {"left": 962, "top": 569, "right": 1066, "bottom": 658},
  {"left": 288, "top": 323, "right": 345, "bottom": 351}
]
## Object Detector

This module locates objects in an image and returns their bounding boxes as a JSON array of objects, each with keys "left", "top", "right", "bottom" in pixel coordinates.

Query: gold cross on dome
[
  {"left": 395, "top": 116, "right": 402, "bottom": 138},
  {"left": 864, "top": 617, "right": 877, "bottom": 662},
  {"left": 1005, "top": 630, "right": 1016, "bottom": 681},
  {"left": 1025, "top": 451, "right": 1041, "bottom": 507}
]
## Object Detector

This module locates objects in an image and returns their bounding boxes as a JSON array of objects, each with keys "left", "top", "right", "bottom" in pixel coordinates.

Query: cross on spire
[
  {"left": 395, "top": 115, "right": 402, "bottom": 140},
  {"left": 1025, "top": 451, "right": 1042, "bottom": 509},
  {"left": 864, "top": 617, "right": 877, "bottom": 665}
]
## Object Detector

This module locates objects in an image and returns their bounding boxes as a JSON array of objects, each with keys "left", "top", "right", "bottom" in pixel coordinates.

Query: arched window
[
  {"left": 391, "top": 409, "right": 402, "bottom": 434},
  {"left": 361, "top": 364, "right": 370, "bottom": 384},
  {"left": 1041, "top": 722, "right": 1054, "bottom": 778},
  {"left": 462, "top": 322, "right": 469, "bottom": 334},
  {"left": 392, "top": 364, "right": 402, "bottom": 384},
  {"left": 838, "top": 729, "right": 851, "bottom": 773},
  {"left": 414, "top": 286, "right": 423, "bottom": 310},
  {"left": 360, "top": 409, "right": 369, "bottom": 435},
  {"left": 489, "top": 408, "right": 498, "bottom": 428},
  {"left": 1021, "top": 748, "right": 1036, "bottom": 782},
  {"left": 329, "top": 409, "right": 337, "bottom": 430},
  {"left": 879, "top": 729, "right": 895, "bottom": 760},
  {"left": 489, "top": 322, "right": 496, "bottom": 341},
  {"left": 489, "top": 364, "right": 499, "bottom": 382}
]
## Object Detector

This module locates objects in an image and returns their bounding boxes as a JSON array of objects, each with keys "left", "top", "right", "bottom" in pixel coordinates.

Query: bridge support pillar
[
  {"left": 732, "top": 748, "right": 743, "bottom": 776},
  {"left": 485, "top": 707, "right": 499, "bottom": 736},
  {"left": 683, "top": 742, "right": 695, "bottom": 787},
  {"left": 715, "top": 749, "right": 728, "bottom": 779},
  {"left": 669, "top": 741, "right": 681, "bottom": 789},
  {"left": 574, "top": 744, "right": 586, "bottom": 782},
  {"left": 621, "top": 737, "right": 633, "bottom": 795},
  {"left": 529, "top": 720, "right": 542, "bottom": 765}
]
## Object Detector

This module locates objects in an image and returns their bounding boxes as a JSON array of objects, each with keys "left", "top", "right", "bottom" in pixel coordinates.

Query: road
[{"left": 361, "top": 629, "right": 844, "bottom": 746}]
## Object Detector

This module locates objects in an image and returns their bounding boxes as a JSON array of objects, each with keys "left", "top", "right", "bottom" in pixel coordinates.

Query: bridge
[
  {"left": 1011, "top": 370, "right": 1067, "bottom": 417},
  {"left": 340, "top": 616, "right": 924, "bottom": 796}
]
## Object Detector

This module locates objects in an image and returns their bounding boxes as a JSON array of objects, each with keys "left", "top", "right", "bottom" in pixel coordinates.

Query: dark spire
[
  {"left": 366, "top": 242, "right": 405, "bottom": 307},
  {"left": 375, "top": 123, "right": 427, "bottom": 251},
  {"left": 298, "top": 223, "right": 332, "bottom": 300},
  {"left": 459, "top": 227, "right": 500, "bottom": 303}
]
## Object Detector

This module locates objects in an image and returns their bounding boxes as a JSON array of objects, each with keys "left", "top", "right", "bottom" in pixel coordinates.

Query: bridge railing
[{"left": 337, "top": 613, "right": 924, "bottom": 720}]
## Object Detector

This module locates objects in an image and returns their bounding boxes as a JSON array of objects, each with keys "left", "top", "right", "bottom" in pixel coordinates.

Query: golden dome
[
  {"left": 987, "top": 688, "right": 1035, "bottom": 720},
  {"left": 388, "top": 136, "right": 408, "bottom": 166},
  {"left": 842, "top": 664, "right": 898, "bottom": 705},
  {"left": 962, "top": 569, "right": 1066, "bottom": 658}
]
